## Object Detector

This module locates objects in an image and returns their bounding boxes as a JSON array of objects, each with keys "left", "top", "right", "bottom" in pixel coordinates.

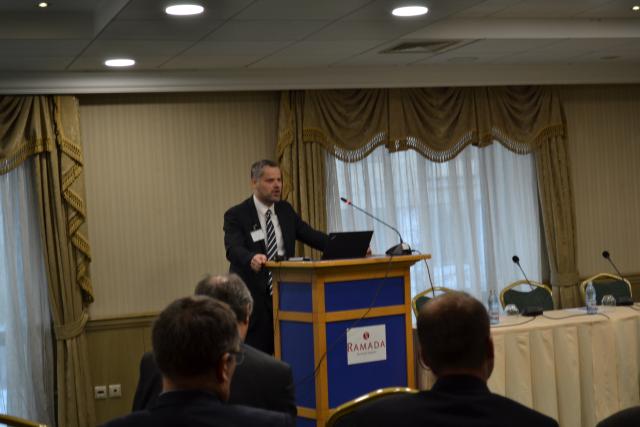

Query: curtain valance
[
  {"left": 279, "top": 86, "right": 565, "bottom": 163},
  {"left": 0, "top": 96, "right": 56, "bottom": 174}
]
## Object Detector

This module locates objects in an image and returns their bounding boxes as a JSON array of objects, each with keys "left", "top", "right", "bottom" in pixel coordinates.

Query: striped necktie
[{"left": 265, "top": 209, "right": 277, "bottom": 295}]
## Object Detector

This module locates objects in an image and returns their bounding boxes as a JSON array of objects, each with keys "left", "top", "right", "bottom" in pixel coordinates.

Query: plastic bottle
[
  {"left": 585, "top": 281, "right": 597, "bottom": 314},
  {"left": 488, "top": 289, "right": 500, "bottom": 325}
]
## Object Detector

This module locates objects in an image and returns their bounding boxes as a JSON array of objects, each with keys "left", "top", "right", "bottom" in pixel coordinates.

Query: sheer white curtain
[
  {"left": 0, "top": 159, "right": 54, "bottom": 425},
  {"left": 326, "top": 143, "right": 544, "bottom": 303}
]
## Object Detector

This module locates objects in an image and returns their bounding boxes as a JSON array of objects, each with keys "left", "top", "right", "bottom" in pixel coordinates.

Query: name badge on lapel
[{"left": 251, "top": 228, "right": 265, "bottom": 242}]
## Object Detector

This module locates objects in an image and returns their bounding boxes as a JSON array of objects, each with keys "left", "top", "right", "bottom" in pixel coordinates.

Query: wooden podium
[{"left": 266, "top": 254, "right": 429, "bottom": 427}]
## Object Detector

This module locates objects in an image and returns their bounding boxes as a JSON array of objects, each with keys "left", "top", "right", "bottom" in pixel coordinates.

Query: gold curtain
[
  {"left": 0, "top": 95, "right": 95, "bottom": 426},
  {"left": 277, "top": 91, "right": 326, "bottom": 257},
  {"left": 276, "top": 87, "right": 580, "bottom": 307}
]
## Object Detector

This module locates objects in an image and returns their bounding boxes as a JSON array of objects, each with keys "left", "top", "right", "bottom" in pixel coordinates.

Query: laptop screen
[{"left": 321, "top": 231, "right": 373, "bottom": 260}]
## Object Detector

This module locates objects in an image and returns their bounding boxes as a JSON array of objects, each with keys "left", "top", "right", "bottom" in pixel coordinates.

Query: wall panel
[
  {"left": 560, "top": 85, "right": 640, "bottom": 277},
  {"left": 80, "top": 92, "right": 279, "bottom": 318}
]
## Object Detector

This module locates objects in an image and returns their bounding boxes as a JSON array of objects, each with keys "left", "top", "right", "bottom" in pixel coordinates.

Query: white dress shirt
[{"left": 253, "top": 195, "right": 285, "bottom": 257}]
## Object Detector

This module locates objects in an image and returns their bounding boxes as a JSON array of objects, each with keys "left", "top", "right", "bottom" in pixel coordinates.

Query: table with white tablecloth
[{"left": 417, "top": 306, "right": 640, "bottom": 427}]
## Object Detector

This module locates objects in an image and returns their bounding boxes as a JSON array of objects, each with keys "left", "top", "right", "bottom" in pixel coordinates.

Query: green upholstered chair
[
  {"left": 326, "top": 387, "right": 418, "bottom": 427},
  {"left": 499, "top": 280, "right": 554, "bottom": 311},
  {"left": 411, "top": 286, "right": 455, "bottom": 318},
  {"left": 580, "top": 273, "right": 632, "bottom": 305},
  {"left": 0, "top": 414, "right": 47, "bottom": 427}
]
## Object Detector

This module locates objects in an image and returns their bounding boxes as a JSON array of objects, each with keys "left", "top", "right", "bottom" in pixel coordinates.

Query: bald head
[
  {"left": 195, "top": 274, "right": 253, "bottom": 324},
  {"left": 417, "top": 292, "right": 493, "bottom": 379}
]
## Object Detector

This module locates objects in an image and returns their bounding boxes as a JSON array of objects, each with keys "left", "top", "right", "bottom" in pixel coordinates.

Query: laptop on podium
[{"left": 321, "top": 231, "right": 373, "bottom": 260}]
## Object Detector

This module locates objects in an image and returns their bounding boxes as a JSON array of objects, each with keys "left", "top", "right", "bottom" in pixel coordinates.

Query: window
[
  {"left": 326, "top": 143, "right": 544, "bottom": 303},
  {"left": 0, "top": 159, "right": 54, "bottom": 424}
]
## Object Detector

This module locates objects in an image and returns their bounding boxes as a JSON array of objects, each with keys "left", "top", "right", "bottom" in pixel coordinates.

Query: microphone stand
[{"left": 340, "top": 197, "right": 412, "bottom": 256}]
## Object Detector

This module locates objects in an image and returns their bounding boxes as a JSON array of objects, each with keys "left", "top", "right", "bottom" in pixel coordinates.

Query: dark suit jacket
[
  {"left": 223, "top": 196, "right": 327, "bottom": 354},
  {"left": 597, "top": 406, "right": 640, "bottom": 427},
  {"left": 104, "top": 389, "right": 292, "bottom": 427},
  {"left": 132, "top": 344, "right": 297, "bottom": 417},
  {"left": 334, "top": 375, "right": 559, "bottom": 427}
]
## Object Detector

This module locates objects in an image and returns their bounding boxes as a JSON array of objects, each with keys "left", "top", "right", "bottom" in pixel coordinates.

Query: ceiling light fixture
[
  {"left": 104, "top": 58, "right": 136, "bottom": 67},
  {"left": 392, "top": 6, "right": 429, "bottom": 17},
  {"left": 165, "top": 4, "right": 204, "bottom": 16},
  {"left": 37, "top": 2, "right": 49, "bottom": 7},
  {"left": 632, "top": 5, "right": 640, "bottom": 11}
]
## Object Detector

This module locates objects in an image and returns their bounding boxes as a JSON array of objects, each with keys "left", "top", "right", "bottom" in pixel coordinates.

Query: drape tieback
[
  {"left": 54, "top": 310, "right": 89, "bottom": 340},
  {"left": 550, "top": 271, "right": 580, "bottom": 288}
]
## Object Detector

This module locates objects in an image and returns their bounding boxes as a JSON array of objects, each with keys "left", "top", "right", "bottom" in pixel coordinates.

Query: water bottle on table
[
  {"left": 488, "top": 289, "right": 500, "bottom": 325},
  {"left": 585, "top": 281, "right": 597, "bottom": 314}
]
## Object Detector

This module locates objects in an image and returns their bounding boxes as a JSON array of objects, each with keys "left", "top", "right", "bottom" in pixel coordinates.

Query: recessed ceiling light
[
  {"left": 104, "top": 58, "right": 135, "bottom": 67},
  {"left": 165, "top": 4, "right": 204, "bottom": 16},
  {"left": 392, "top": 6, "right": 429, "bottom": 17},
  {"left": 37, "top": 1, "right": 49, "bottom": 7},
  {"left": 632, "top": 5, "right": 640, "bottom": 11}
]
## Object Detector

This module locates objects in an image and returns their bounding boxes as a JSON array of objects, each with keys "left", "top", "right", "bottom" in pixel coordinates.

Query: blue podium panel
[
  {"left": 324, "top": 277, "right": 405, "bottom": 312},
  {"left": 279, "top": 281, "right": 312, "bottom": 312},
  {"left": 325, "top": 315, "right": 408, "bottom": 408},
  {"left": 280, "top": 320, "right": 316, "bottom": 409},
  {"left": 296, "top": 418, "right": 317, "bottom": 427}
]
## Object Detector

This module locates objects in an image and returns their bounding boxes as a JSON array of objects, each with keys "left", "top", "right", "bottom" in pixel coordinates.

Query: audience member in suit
[
  {"left": 223, "top": 159, "right": 328, "bottom": 354},
  {"left": 334, "top": 291, "right": 559, "bottom": 427},
  {"left": 132, "top": 274, "right": 296, "bottom": 416},
  {"left": 597, "top": 406, "right": 640, "bottom": 427},
  {"left": 102, "top": 296, "right": 292, "bottom": 427}
]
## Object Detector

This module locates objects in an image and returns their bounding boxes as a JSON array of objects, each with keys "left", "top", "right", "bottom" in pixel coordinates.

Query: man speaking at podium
[{"left": 224, "top": 159, "right": 328, "bottom": 354}]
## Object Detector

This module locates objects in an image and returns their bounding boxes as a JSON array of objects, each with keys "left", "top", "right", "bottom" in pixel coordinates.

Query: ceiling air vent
[{"left": 381, "top": 40, "right": 467, "bottom": 54}]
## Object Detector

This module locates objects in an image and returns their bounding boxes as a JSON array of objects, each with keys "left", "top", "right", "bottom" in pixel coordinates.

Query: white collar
[{"left": 253, "top": 194, "right": 274, "bottom": 216}]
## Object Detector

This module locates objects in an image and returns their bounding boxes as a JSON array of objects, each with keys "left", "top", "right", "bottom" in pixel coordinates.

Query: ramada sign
[{"left": 346, "top": 324, "right": 387, "bottom": 365}]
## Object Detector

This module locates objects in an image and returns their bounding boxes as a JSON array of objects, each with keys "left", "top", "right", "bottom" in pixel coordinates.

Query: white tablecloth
[{"left": 418, "top": 306, "right": 640, "bottom": 427}]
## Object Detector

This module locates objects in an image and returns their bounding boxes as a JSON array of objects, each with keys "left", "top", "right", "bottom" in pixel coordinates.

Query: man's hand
[{"left": 250, "top": 254, "right": 268, "bottom": 272}]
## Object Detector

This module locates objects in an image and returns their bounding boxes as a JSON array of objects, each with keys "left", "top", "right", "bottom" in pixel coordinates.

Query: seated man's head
[
  {"left": 152, "top": 295, "right": 241, "bottom": 400},
  {"left": 194, "top": 273, "right": 253, "bottom": 340},
  {"left": 417, "top": 291, "right": 494, "bottom": 380}
]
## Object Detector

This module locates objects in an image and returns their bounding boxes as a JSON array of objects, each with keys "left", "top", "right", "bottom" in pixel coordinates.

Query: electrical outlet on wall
[
  {"left": 108, "top": 384, "right": 122, "bottom": 398},
  {"left": 94, "top": 385, "right": 107, "bottom": 400}
]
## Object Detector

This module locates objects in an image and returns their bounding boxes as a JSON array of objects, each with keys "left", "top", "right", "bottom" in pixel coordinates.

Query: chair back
[
  {"left": 411, "top": 286, "right": 455, "bottom": 317},
  {"left": 0, "top": 414, "right": 47, "bottom": 427},
  {"left": 326, "top": 387, "right": 418, "bottom": 427},
  {"left": 580, "top": 273, "right": 632, "bottom": 304},
  {"left": 500, "top": 280, "right": 553, "bottom": 311}
]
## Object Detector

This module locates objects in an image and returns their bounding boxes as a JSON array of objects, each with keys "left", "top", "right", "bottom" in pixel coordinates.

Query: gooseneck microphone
[
  {"left": 602, "top": 250, "right": 625, "bottom": 278},
  {"left": 512, "top": 255, "right": 535, "bottom": 291},
  {"left": 511, "top": 255, "right": 543, "bottom": 316},
  {"left": 601, "top": 250, "right": 633, "bottom": 306},
  {"left": 340, "top": 197, "right": 412, "bottom": 256}
]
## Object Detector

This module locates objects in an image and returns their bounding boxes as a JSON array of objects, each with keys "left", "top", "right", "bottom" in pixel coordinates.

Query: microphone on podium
[{"left": 340, "top": 197, "right": 412, "bottom": 256}]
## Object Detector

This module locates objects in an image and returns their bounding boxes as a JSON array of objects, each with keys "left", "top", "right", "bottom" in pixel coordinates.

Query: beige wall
[
  {"left": 560, "top": 84, "right": 640, "bottom": 278},
  {"left": 80, "top": 92, "right": 279, "bottom": 319}
]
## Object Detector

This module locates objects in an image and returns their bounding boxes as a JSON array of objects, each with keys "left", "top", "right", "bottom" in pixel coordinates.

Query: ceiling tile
[
  {"left": 81, "top": 40, "right": 195, "bottom": 57},
  {"left": 161, "top": 55, "right": 262, "bottom": 69},
  {"left": 205, "top": 20, "right": 330, "bottom": 42},
  {"left": 0, "top": 57, "right": 74, "bottom": 71},
  {"left": 235, "top": 0, "right": 371, "bottom": 20},
  {"left": 492, "top": 0, "right": 613, "bottom": 18},
  {"left": 305, "top": 20, "right": 429, "bottom": 42},
  {"left": 183, "top": 41, "right": 291, "bottom": 56},
  {"left": 0, "top": 39, "right": 89, "bottom": 57},
  {"left": 452, "top": 0, "right": 524, "bottom": 18},
  {"left": 100, "top": 19, "right": 225, "bottom": 40}
]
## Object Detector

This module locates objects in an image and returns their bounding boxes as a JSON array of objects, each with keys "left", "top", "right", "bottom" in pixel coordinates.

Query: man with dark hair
[
  {"left": 133, "top": 274, "right": 296, "bottom": 416},
  {"left": 223, "top": 159, "right": 328, "bottom": 354},
  {"left": 597, "top": 406, "right": 640, "bottom": 427},
  {"left": 103, "top": 296, "right": 292, "bottom": 427},
  {"left": 335, "top": 292, "right": 559, "bottom": 427}
]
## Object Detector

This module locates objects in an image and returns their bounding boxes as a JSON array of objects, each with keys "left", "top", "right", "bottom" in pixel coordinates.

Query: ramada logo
[{"left": 348, "top": 332, "right": 386, "bottom": 353}]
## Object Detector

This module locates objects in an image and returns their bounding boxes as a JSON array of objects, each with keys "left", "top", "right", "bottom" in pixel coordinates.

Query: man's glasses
[{"left": 228, "top": 349, "right": 245, "bottom": 366}]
